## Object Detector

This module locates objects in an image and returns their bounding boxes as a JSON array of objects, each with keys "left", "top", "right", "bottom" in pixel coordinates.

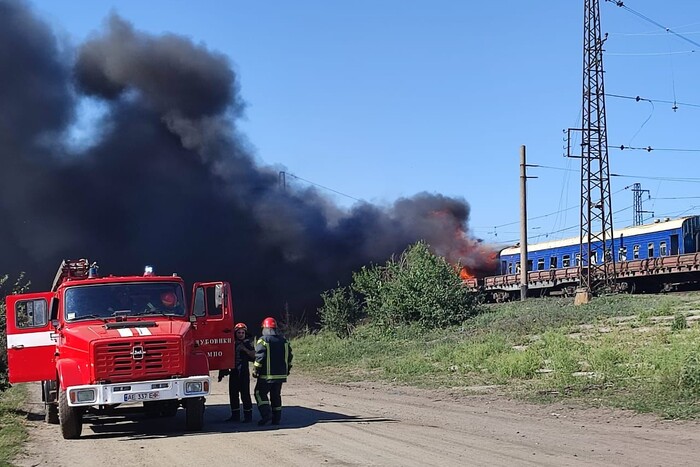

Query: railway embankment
[{"left": 294, "top": 291, "right": 700, "bottom": 419}]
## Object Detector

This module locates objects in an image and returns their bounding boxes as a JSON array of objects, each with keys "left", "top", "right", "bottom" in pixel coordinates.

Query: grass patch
[
  {"left": 293, "top": 292, "right": 700, "bottom": 419},
  {"left": 0, "top": 384, "right": 29, "bottom": 465}
]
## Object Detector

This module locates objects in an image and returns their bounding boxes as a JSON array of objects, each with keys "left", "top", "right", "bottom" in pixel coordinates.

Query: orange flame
[{"left": 459, "top": 266, "right": 475, "bottom": 280}]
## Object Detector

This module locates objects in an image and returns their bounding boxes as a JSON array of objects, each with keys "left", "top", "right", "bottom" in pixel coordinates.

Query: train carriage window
[
  {"left": 515, "top": 262, "right": 521, "bottom": 273},
  {"left": 660, "top": 241, "right": 667, "bottom": 256},
  {"left": 562, "top": 255, "right": 571, "bottom": 267},
  {"left": 550, "top": 256, "right": 558, "bottom": 269},
  {"left": 591, "top": 252, "right": 597, "bottom": 265},
  {"left": 537, "top": 258, "right": 544, "bottom": 271},
  {"left": 633, "top": 245, "right": 640, "bottom": 259},
  {"left": 670, "top": 235, "right": 679, "bottom": 255},
  {"left": 527, "top": 260, "right": 533, "bottom": 272},
  {"left": 604, "top": 249, "right": 612, "bottom": 262},
  {"left": 648, "top": 243, "right": 654, "bottom": 258},
  {"left": 508, "top": 263, "right": 513, "bottom": 274},
  {"left": 618, "top": 246, "right": 627, "bottom": 262},
  {"left": 575, "top": 254, "right": 581, "bottom": 267}
]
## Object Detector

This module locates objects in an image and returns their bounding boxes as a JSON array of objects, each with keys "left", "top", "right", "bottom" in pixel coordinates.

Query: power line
[
  {"left": 606, "top": 93, "right": 700, "bottom": 109},
  {"left": 611, "top": 145, "right": 700, "bottom": 153},
  {"left": 606, "top": 1, "right": 700, "bottom": 49},
  {"left": 606, "top": 50, "right": 696, "bottom": 56},
  {"left": 533, "top": 164, "right": 700, "bottom": 183},
  {"left": 283, "top": 172, "right": 364, "bottom": 202}
]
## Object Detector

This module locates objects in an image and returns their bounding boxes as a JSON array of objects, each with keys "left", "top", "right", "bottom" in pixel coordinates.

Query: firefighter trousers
[
  {"left": 254, "top": 379, "right": 283, "bottom": 422},
  {"left": 229, "top": 371, "right": 252, "bottom": 413}
]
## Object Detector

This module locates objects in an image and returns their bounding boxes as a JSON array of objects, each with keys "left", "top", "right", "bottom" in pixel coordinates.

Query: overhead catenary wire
[
  {"left": 606, "top": 93, "right": 700, "bottom": 110},
  {"left": 606, "top": 0, "right": 700, "bottom": 49}
]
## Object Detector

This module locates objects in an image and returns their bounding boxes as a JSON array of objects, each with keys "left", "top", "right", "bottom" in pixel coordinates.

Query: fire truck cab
[{"left": 5, "top": 259, "right": 235, "bottom": 439}]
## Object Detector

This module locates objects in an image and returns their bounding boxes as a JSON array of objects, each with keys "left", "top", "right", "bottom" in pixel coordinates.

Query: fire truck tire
[
  {"left": 185, "top": 397, "right": 204, "bottom": 431},
  {"left": 45, "top": 402, "right": 59, "bottom": 424},
  {"left": 58, "top": 387, "right": 83, "bottom": 439}
]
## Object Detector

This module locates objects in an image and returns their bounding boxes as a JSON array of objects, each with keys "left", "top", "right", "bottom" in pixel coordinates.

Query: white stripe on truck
[{"left": 7, "top": 331, "right": 55, "bottom": 348}]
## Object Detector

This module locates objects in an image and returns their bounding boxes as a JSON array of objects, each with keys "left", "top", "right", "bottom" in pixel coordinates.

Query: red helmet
[
  {"left": 234, "top": 322, "right": 248, "bottom": 331},
  {"left": 160, "top": 291, "right": 177, "bottom": 308},
  {"left": 262, "top": 317, "right": 277, "bottom": 328}
]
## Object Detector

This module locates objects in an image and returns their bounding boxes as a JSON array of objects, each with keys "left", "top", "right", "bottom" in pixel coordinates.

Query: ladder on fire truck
[{"left": 51, "top": 259, "right": 95, "bottom": 292}]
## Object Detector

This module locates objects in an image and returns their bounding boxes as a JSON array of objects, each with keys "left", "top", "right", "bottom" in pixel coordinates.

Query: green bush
[
  {"left": 318, "top": 285, "right": 362, "bottom": 337},
  {"left": 351, "top": 241, "right": 480, "bottom": 329},
  {"left": 671, "top": 313, "right": 688, "bottom": 332}
]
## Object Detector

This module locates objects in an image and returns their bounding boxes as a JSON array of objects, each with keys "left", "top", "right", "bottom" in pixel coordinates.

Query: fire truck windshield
[{"left": 64, "top": 282, "right": 186, "bottom": 321}]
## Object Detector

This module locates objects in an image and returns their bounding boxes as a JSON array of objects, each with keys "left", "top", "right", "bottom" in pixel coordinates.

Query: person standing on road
[
  {"left": 253, "top": 317, "right": 293, "bottom": 426},
  {"left": 219, "top": 322, "right": 256, "bottom": 422}
]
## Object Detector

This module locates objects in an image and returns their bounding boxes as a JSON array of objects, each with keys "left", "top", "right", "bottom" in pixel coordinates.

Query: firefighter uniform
[
  {"left": 253, "top": 319, "right": 293, "bottom": 426},
  {"left": 229, "top": 335, "right": 254, "bottom": 422}
]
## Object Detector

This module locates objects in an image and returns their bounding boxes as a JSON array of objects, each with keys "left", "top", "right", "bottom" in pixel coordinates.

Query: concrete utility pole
[{"left": 520, "top": 145, "right": 528, "bottom": 301}]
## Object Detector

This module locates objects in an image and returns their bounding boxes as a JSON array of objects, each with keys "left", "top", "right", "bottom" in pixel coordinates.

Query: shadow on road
[{"left": 81, "top": 403, "right": 393, "bottom": 440}]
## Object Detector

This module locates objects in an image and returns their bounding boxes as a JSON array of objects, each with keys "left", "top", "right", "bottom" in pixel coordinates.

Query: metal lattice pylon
[{"left": 578, "top": 0, "right": 615, "bottom": 293}]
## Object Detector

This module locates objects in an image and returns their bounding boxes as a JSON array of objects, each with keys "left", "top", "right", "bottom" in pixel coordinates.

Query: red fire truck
[{"left": 5, "top": 259, "right": 235, "bottom": 439}]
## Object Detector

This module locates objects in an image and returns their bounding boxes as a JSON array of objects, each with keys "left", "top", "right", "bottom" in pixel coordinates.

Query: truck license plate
[{"left": 124, "top": 391, "right": 160, "bottom": 402}]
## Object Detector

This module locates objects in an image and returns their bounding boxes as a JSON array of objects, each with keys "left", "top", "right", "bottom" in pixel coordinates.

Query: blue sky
[{"left": 30, "top": 0, "right": 700, "bottom": 247}]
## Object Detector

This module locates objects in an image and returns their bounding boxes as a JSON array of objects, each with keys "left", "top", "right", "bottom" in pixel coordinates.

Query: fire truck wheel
[
  {"left": 58, "top": 387, "right": 83, "bottom": 439},
  {"left": 185, "top": 397, "right": 204, "bottom": 431},
  {"left": 45, "top": 402, "right": 59, "bottom": 424}
]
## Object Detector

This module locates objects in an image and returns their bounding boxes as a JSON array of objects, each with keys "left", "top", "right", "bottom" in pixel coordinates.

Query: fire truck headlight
[
  {"left": 71, "top": 388, "right": 96, "bottom": 404},
  {"left": 185, "top": 381, "right": 204, "bottom": 394}
]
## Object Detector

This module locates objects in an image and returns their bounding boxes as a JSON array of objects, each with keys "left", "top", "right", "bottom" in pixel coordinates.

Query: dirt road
[{"left": 13, "top": 375, "right": 700, "bottom": 466}]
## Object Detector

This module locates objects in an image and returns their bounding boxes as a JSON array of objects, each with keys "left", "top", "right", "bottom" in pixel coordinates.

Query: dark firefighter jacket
[
  {"left": 254, "top": 333, "right": 293, "bottom": 382},
  {"left": 235, "top": 338, "right": 254, "bottom": 374}
]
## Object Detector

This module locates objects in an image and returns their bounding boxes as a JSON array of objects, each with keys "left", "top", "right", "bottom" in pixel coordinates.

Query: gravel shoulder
[{"left": 13, "top": 374, "right": 700, "bottom": 466}]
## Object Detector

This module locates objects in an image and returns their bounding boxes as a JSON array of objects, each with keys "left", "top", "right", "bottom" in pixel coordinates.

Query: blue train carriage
[{"left": 487, "top": 215, "right": 700, "bottom": 299}]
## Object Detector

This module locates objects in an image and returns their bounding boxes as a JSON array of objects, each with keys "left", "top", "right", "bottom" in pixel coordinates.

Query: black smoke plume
[{"left": 0, "top": 0, "right": 496, "bottom": 326}]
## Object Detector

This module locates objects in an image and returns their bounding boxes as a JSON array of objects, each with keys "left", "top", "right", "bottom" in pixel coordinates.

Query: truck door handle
[{"left": 11, "top": 345, "right": 24, "bottom": 349}]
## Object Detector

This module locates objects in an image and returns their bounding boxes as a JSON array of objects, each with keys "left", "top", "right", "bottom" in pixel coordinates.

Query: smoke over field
[{"left": 0, "top": 0, "right": 496, "bottom": 324}]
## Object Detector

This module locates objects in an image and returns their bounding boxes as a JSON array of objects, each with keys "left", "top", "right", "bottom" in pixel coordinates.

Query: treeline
[{"left": 318, "top": 241, "right": 481, "bottom": 337}]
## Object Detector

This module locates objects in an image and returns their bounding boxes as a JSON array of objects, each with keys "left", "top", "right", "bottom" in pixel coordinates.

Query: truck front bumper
[{"left": 65, "top": 375, "right": 210, "bottom": 407}]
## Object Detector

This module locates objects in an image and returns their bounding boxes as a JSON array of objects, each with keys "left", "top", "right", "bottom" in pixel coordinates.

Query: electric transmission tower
[
  {"left": 631, "top": 182, "right": 651, "bottom": 226},
  {"left": 567, "top": 0, "right": 616, "bottom": 294}
]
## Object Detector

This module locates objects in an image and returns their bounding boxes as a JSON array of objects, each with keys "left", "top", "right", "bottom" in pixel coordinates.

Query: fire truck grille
[{"left": 94, "top": 339, "right": 182, "bottom": 382}]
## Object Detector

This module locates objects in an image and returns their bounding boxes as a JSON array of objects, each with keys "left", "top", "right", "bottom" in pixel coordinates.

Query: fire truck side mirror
[
  {"left": 51, "top": 319, "right": 60, "bottom": 329},
  {"left": 189, "top": 314, "right": 197, "bottom": 323}
]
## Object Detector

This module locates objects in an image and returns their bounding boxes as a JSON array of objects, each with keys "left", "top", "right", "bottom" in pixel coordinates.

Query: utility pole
[
  {"left": 568, "top": 0, "right": 616, "bottom": 301},
  {"left": 278, "top": 171, "right": 286, "bottom": 192},
  {"left": 520, "top": 145, "right": 528, "bottom": 301},
  {"left": 632, "top": 182, "right": 651, "bottom": 226}
]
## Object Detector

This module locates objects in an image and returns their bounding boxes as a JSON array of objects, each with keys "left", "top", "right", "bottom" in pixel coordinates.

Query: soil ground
[{"left": 13, "top": 375, "right": 700, "bottom": 466}]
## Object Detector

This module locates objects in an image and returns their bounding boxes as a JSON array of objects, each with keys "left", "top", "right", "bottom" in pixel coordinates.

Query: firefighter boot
[
  {"left": 225, "top": 409, "right": 240, "bottom": 422},
  {"left": 257, "top": 406, "right": 272, "bottom": 426},
  {"left": 243, "top": 409, "right": 253, "bottom": 423},
  {"left": 271, "top": 409, "right": 281, "bottom": 425}
]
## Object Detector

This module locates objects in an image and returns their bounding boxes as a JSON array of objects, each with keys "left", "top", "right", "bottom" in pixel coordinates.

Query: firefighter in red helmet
[
  {"left": 252, "top": 316, "right": 293, "bottom": 426},
  {"left": 219, "top": 322, "right": 255, "bottom": 422}
]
